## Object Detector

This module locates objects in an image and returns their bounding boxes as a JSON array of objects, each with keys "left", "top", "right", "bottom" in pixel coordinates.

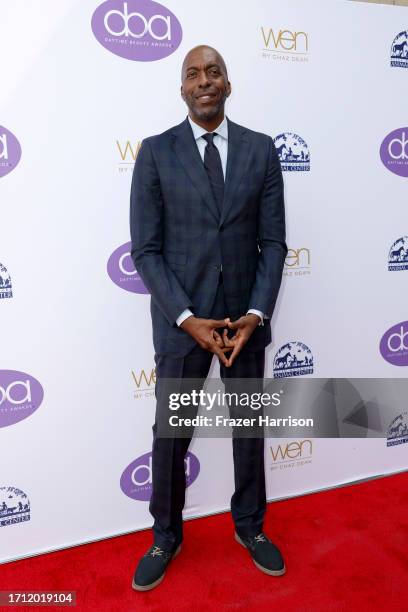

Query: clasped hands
[{"left": 180, "top": 314, "right": 260, "bottom": 367}]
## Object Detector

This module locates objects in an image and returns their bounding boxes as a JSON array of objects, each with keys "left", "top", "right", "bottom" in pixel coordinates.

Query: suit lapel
[
  {"left": 171, "top": 117, "right": 251, "bottom": 227},
  {"left": 171, "top": 118, "right": 220, "bottom": 223},
  {"left": 220, "top": 118, "right": 250, "bottom": 227}
]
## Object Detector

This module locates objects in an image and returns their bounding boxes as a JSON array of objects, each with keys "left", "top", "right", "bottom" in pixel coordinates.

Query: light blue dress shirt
[{"left": 175, "top": 115, "right": 266, "bottom": 327}]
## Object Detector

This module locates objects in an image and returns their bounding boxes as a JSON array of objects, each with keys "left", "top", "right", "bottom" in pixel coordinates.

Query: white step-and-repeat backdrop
[{"left": 1, "top": 0, "right": 407, "bottom": 563}]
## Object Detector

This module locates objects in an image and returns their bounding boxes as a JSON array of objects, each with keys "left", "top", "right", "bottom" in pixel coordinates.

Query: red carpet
[{"left": 1, "top": 472, "right": 407, "bottom": 611}]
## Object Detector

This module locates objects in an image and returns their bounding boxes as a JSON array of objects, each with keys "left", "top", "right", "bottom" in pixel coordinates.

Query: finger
[
  {"left": 214, "top": 337, "right": 233, "bottom": 353},
  {"left": 227, "top": 319, "right": 241, "bottom": 329},
  {"left": 226, "top": 327, "right": 240, "bottom": 340},
  {"left": 226, "top": 341, "right": 244, "bottom": 367},
  {"left": 223, "top": 329, "right": 236, "bottom": 347},
  {"left": 213, "top": 330, "right": 223, "bottom": 347},
  {"left": 212, "top": 344, "right": 230, "bottom": 366},
  {"left": 207, "top": 337, "right": 232, "bottom": 353},
  {"left": 210, "top": 318, "right": 230, "bottom": 328}
]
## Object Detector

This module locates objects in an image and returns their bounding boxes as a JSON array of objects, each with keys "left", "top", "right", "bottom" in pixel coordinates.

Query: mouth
[{"left": 195, "top": 92, "right": 217, "bottom": 103}]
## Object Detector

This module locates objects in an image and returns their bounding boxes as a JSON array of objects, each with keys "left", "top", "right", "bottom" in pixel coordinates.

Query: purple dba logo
[
  {"left": 107, "top": 241, "right": 149, "bottom": 294},
  {"left": 380, "top": 321, "right": 408, "bottom": 367},
  {"left": 0, "top": 126, "right": 22, "bottom": 179},
  {"left": 120, "top": 451, "right": 200, "bottom": 501},
  {"left": 0, "top": 370, "right": 44, "bottom": 428},
  {"left": 91, "top": 0, "right": 182, "bottom": 62},
  {"left": 380, "top": 128, "right": 408, "bottom": 178}
]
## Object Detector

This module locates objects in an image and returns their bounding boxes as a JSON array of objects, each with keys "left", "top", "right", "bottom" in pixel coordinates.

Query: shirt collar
[{"left": 188, "top": 115, "right": 228, "bottom": 142}]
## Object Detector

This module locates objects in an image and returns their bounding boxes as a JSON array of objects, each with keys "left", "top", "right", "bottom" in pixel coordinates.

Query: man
[{"left": 130, "top": 45, "right": 287, "bottom": 591}]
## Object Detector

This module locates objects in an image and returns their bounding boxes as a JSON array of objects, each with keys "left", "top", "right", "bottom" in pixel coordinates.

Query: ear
[
  {"left": 180, "top": 85, "right": 186, "bottom": 101},
  {"left": 226, "top": 81, "right": 232, "bottom": 97}
]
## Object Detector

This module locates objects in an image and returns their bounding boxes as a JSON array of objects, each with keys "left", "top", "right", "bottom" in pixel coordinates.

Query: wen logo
[
  {"left": 0, "top": 371, "right": 44, "bottom": 428},
  {"left": 270, "top": 439, "right": 312, "bottom": 468},
  {"left": 131, "top": 367, "right": 156, "bottom": 399},
  {"left": 91, "top": 0, "right": 182, "bottom": 62},
  {"left": 284, "top": 247, "right": 311, "bottom": 277},
  {"left": 116, "top": 139, "right": 141, "bottom": 174},
  {"left": 261, "top": 27, "right": 308, "bottom": 63},
  {"left": 0, "top": 126, "right": 21, "bottom": 179},
  {"left": 107, "top": 241, "right": 149, "bottom": 294},
  {"left": 120, "top": 451, "right": 200, "bottom": 501}
]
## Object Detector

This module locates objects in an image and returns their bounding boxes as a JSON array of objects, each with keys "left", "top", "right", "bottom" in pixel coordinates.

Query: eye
[{"left": 187, "top": 72, "right": 197, "bottom": 79}]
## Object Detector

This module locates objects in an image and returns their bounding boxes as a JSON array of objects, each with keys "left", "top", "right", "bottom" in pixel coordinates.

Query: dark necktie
[{"left": 202, "top": 132, "right": 224, "bottom": 215}]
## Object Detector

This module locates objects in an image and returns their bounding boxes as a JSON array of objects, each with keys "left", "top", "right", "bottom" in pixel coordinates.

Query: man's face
[{"left": 181, "top": 47, "right": 231, "bottom": 122}]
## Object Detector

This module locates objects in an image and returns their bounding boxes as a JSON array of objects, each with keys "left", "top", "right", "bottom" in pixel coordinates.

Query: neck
[{"left": 189, "top": 111, "right": 225, "bottom": 132}]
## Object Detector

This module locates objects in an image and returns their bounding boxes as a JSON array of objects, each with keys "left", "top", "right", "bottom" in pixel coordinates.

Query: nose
[{"left": 197, "top": 70, "right": 210, "bottom": 88}]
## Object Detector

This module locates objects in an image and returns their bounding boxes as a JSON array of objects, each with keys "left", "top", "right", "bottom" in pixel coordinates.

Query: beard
[{"left": 187, "top": 93, "right": 227, "bottom": 121}]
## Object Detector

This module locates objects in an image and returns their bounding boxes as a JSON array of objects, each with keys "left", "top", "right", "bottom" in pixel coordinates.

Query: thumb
[
  {"left": 211, "top": 318, "right": 230, "bottom": 328},
  {"left": 227, "top": 319, "right": 240, "bottom": 329}
]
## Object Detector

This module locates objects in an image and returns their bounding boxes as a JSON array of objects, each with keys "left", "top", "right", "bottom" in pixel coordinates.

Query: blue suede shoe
[
  {"left": 132, "top": 543, "right": 181, "bottom": 591},
  {"left": 235, "top": 532, "right": 286, "bottom": 576}
]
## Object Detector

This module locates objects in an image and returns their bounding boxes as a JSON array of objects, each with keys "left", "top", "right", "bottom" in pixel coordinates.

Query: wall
[{"left": 1, "top": 0, "right": 407, "bottom": 563}]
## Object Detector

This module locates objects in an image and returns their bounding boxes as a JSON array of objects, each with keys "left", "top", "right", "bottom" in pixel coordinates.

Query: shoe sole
[
  {"left": 131, "top": 544, "right": 182, "bottom": 591},
  {"left": 235, "top": 533, "right": 286, "bottom": 576}
]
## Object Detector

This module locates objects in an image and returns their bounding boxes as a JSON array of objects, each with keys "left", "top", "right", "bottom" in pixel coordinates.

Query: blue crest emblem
[
  {"left": 273, "top": 341, "right": 314, "bottom": 378},
  {"left": 0, "top": 262, "right": 12, "bottom": 299},
  {"left": 273, "top": 133, "right": 310, "bottom": 171},
  {"left": 387, "top": 412, "right": 408, "bottom": 447},
  {"left": 388, "top": 237, "right": 408, "bottom": 272},
  {"left": 0, "top": 486, "right": 30, "bottom": 527},
  {"left": 391, "top": 31, "right": 408, "bottom": 68}
]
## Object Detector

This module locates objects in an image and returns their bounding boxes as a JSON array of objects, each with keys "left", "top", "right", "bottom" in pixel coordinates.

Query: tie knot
[{"left": 202, "top": 132, "right": 216, "bottom": 145}]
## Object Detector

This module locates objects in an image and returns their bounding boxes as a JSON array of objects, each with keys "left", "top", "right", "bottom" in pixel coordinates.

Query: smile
[{"left": 196, "top": 94, "right": 217, "bottom": 101}]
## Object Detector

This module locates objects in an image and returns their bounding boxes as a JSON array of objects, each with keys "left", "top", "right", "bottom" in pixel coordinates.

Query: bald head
[
  {"left": 180, "top": 45, "right": 231, "bottom": 130},
  {"left": 181, "top": 45, "right": 228, "bottom": 82}
]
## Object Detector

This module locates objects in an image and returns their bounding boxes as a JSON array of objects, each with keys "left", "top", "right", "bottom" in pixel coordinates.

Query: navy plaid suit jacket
[{"left": 130, "top": 117, "right": 287, "bottom": 357}]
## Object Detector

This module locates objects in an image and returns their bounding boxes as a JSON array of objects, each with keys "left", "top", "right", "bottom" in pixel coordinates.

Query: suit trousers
[{"left": 149, "top": 273, "right": 267, "bottom": 551}]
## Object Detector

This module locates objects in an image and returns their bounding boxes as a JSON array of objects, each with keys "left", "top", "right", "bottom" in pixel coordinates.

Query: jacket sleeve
[
  {"left": 129, "top": 138, "right": 194, "bottom": 327},
  {"left": 248, "top": 136, "right": 287, "bottom": 318}
]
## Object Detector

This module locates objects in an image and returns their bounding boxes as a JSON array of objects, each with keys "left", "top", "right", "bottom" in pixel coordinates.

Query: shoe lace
[
  {"left": 254, "top": 533, "right": 268, "bottom": 544},
  {"left": 147, "top": 545, "right": 171, "bottom": 560}
]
